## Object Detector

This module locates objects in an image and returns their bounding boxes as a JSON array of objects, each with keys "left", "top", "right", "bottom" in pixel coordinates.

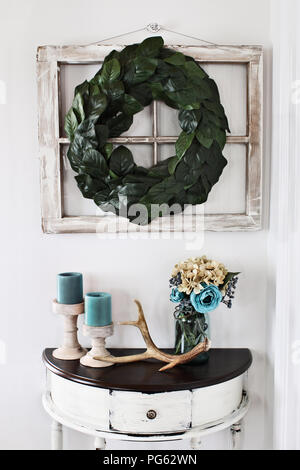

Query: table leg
[
  {"left": 94, "top": 437, "right": 106, "bottom": 450},
  {"left": 231, "top": 421, "right": 242, "bottom": 450},
  {"left": 190, "top": 437, "right": 201, "bottom": 449},
  {"left": 51, "top": 420, "right": 63, "bottom": 450}
]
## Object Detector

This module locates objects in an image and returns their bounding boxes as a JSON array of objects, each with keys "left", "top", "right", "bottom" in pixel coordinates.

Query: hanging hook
[{"left": 147, "top": 23, "right": 161, "bottom": 33}]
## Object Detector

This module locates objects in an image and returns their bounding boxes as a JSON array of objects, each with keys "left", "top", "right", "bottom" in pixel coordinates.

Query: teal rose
[
  {"left": 170, "top": 288, "right": 185, "bottom": 303},
  {"left": 190, "top": 284, "right": 222, "bottom": 313}
]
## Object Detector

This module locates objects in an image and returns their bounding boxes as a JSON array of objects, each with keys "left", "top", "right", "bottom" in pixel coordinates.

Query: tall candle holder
[
  {"left": 52, "top": 299, "right": 86, "bottom": 360},
  {"left": 80, "top": 323, "right": 114, "bottom": 368}
]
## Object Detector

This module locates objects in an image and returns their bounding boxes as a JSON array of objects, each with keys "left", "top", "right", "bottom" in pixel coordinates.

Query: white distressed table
[{"left": 42, "top": 348, "right": 252, "bottom": 450}]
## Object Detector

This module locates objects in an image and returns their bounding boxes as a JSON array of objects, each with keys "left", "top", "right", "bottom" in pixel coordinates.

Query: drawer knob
[{"left": 146, "top": 409, "right": 157, "bottom": 420}]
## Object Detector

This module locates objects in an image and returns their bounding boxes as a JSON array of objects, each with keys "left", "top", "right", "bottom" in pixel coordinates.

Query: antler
[{"left": 93, "top": 300, "right": 210, "bottom": 372}]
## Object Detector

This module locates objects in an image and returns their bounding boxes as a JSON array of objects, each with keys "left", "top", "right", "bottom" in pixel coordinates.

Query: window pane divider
[
  {"left": 152, "top": 101, "right": 158, "bottom": 165},
  {"left": 58, "top": 135, "right": 250, "bottom": 145}
]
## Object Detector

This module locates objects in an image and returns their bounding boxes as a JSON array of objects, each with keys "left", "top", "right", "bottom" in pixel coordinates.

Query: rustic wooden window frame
[{"left": 37, "top": 44, "right": 263, "bottom": 234}]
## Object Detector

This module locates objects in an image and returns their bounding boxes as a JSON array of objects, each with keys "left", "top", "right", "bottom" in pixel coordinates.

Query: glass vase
[{"left": 174, "top": 310, "right": 210, "bottom": 365}]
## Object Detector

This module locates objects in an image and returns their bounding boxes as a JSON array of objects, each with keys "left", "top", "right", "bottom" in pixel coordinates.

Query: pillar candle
[
  {"left": 57, "top": 272, "right": 83, "bottom": 305},
  {"left": 85, "top": 292, "right": 112, "bottom": 327}
]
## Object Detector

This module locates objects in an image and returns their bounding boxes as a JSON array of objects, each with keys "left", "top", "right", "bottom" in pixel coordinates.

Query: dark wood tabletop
[{"left": 43, "top": 348, "right": 252, "bottom": 393}]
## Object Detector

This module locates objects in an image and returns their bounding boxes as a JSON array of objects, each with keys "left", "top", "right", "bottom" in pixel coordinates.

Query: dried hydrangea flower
[{"left": 171, "top": 256, "right": 228, "bottom": 293}]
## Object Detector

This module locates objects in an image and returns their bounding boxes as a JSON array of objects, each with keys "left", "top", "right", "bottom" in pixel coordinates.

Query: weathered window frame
[{"left": 37, "top": 44, "right": 263, "bottom": 234}]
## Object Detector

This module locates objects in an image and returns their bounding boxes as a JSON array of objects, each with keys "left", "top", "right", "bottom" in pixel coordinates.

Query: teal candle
[
  {"left": 57, "top": 272, "right": 83, "bottom": 305},
  {"left": 85, "top": 292, "right": 112, "bottom": 327}
]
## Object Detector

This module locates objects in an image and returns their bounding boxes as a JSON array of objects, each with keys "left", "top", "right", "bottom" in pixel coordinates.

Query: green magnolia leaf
[
  {"left": 80, "top": 149, "right": 109, "bottom": 178},
  {"left": 203, "top": 100, "right": 226, "bottom": 117},
  {"left": 134, "top": 166, "right": 148, "bottom": 176},
  {"left": 164, "top": 52, "right": 186, "bottom": 66},
  {"left": 175, "top": 160, "right": 199, "bottom": 187},
  {"left": 95, "top": 125, "right": 109, "bottom": 147},
  {"left": 150, "top": 82, "right": 164, "bottom": 99},
  {"left": 109, "top": 169, "right": 119, "bottom": 179},
  {"left": 208, "top": 159, "right": 227, "bottom": 186},
  {"left": 165, "top": 88, "right": 203, "bottom": 109},
  {"left": 76, "top": 119, "right": 97, "bottom": 142},
  {"left": 94, "top": 187, "right": 110, "bottom": 202},
  {"left": 75, "top": 174, "right": 106, "bottom": 199},
  {"left": 132, "top": 57, "right": 157, "bottom": 84},
  {"left": 201, "top": 173, "right": 212, "bottom": 193},
  {"left": 128, "top": 83, "right": 153, "bottom": 106},
  {"left": 197, "top": 79, "right": 214, "bottom": 100},
  {"left": 119, "top": 44, "right": 139, "bottom": 65},
  {"left": 64, "top": 108, "right": 78, "bottom": 141},
  {"left": 100, "top": 96, "right": 123, "bottom": 120},
  {"left": 137, "top": 36, "right": 164, "bottom": 57},
  {"left": 186, "top": 181, "right": 209, "bottom": 205},
  {"left": 141, "top": 176, "right": 179, "bottom": 204},
  {"left": 86, "top": 87, "right": 108, "bottom": 122},
  {"left": 163, "top": 72, "right": 187, "bottom": 93},
  {"left": 122, "top": 174, "right": 160, "bottom": 185},
  {"left": 107, "top": 80, "right": 125, "bottom": 100},
  {"left": 109, "top": 146, "right": 135, "bottom": 176},
  {"left": 148, "top": 158, "right": 172, "bottom": 179},
  {"left": 67, "top": 148, "right": 82, "bottom": 172},
  {"left": 178, "top": 109, "right": 201, "bottom": 134},
  {"left": 214, "top": 127, "right": 227, "bottom": 150},
  {"left": 175, "top": 131, "right": 195, "bottom": 159},
  {"left": 221, "top": 272, "right": 240, "bottom": 290},
  {"left": 151, "top": 60, "right": 173, "bottom": 81},
  {"left": 205, "top": 110, "right": 224, "bottom": 128},
  {"left": 100, "top": 50, "right": 120, "bottom": 68},
  {"left": 168, "top": 156, "right": 179, "bottom": 175},
  {"left": 118, "top": 182, "right": 149, "bottom": 201},
  {"left": 196, "top": 128, "right": 214, "bottom": 149},
  {"left": 72, "top": 93, "right": 85, "bottom": 123},
  {"left": 158, "top": 47, "right": 177, "bottom": 59},
  {"left": 65, "top": 37, "right": 230, "bottom": 226},
  {"left": 67, "top": 132, "right": 95, "bottom": 173},
  {"left": 103, "top": 143, "right": 113, "bottom": 159},
  {"left": 184, "top": 61, "right": 207, "bottom": 82},
  {"left": 69, "top": 132, "right": 94, "bottom": 156},
  {"left": 183, "top": 142, "right": 207, "bottom": 168},
  {"left": 95, "top": 186, "right": 122, "bottom": 211},
  {"left": 205, "top": 77, "right": 221, "bottom": 102},
  {"left": 106, "top": 113, "right": 133, "bottom": 138},
  {"left": 204, "top": 146, "right": 227, "bottom": 185},
  {"left": 177, "top": 141, "right": 227, "bottom": 191},
  {"left": 123, "top": 94, "right": 144, "bottom": 115},
  {"left": 74, "top": 80, "right": 89, "bottom": 97},
  {"left": 100, "top": 58, "right": 121, "bottom": 83}
]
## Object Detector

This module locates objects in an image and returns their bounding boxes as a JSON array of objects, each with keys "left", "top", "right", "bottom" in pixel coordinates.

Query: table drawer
[{"left": 110, "top": 390, "right": 192, "bottom": 434}]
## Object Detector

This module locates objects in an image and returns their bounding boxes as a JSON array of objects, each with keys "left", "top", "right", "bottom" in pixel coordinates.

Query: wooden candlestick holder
[
  {"left": 52, "top": 299, "right": 86, "bottom": 360},
  {"left": 80, "top": 323, "right": 114, "bottom": 368}
]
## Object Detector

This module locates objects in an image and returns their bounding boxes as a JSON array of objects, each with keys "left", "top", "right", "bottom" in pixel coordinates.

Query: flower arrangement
[
  {"left": 170, "top": 256, "right": 239, "bottom": 314},
  {"left": 169, "top": 256, "right": 239, "bottom": 362}
]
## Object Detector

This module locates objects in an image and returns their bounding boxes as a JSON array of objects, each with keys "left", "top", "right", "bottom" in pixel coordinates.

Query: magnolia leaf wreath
[{"left": 65, "top": 36, "right": 230, "bottom": 225}]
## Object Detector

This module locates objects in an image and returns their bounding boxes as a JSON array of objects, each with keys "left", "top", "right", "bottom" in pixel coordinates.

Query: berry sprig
[
  {"left": 222, "top": 276, "right": 239, "bottom": 309},
  {"left": 169, "top": 272, "right": 182, "bottom": 288}
]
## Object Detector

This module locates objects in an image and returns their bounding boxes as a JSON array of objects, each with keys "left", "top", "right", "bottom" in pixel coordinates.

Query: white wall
[{"left": 0, "top": 0, "right": 272, "bottom": 450}]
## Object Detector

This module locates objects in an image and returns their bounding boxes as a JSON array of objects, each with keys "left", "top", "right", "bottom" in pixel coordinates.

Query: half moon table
[{"left": 42, "top": 348, "right": 252, "bottom": 450}]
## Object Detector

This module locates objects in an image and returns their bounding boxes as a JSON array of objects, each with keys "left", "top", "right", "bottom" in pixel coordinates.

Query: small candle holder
[
  {"left": 52, "top": 299, "right": 86, "bottom": 360},
  {"left": 80, "top": 323, "right": 114, "bottom": 368}
]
